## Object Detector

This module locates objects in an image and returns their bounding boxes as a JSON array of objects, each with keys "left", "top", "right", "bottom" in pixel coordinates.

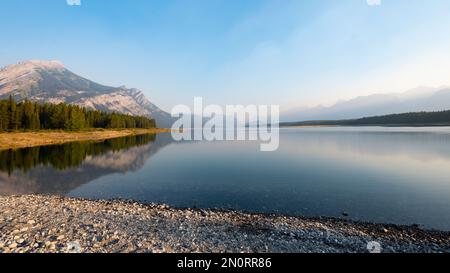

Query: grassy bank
[{"left": 0, "top": 128, "right": 171, "bottom": 150}]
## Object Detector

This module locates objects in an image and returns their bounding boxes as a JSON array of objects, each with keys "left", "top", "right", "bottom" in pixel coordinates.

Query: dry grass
[{"left": 0, "top": 128, "right": 171, "bottom": 150}]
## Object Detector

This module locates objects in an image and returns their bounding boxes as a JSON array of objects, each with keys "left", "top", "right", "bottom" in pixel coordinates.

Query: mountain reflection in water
[
  {"left": 2, "top": 128, "right": 450, "bottom": 230},
  {"left": 0, "top": 133, "right": 172, "bottom": 195}
]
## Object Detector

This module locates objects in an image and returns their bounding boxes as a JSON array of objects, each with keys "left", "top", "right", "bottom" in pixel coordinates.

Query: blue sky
[{"left": 1, "top": 0, "right": 450, "bottom": 111}]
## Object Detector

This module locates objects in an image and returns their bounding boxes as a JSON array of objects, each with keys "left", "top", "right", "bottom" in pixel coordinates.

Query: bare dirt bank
[
  {"left": 0, "top": 195, "right": 449, "bottom": 253},
  {"left": 0, "top": 128, "right": 170, "bottom": 150}
]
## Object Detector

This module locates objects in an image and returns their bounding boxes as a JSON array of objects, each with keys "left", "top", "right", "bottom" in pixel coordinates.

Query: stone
[{"left": 9, "top": 243, "right": 18, "bottom": 249}]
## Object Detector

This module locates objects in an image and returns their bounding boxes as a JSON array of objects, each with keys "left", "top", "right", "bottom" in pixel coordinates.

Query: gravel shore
[{"left": 0, "top": 195, "right": 449, "bottom": 253}]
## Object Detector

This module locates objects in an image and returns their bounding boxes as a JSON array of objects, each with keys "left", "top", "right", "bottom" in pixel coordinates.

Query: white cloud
[
  {"left": 366, "top": 0, "right": 381, "bottom": 6},
  {"left": 67, "top": 0, "right": 81, "bottom": 6}
]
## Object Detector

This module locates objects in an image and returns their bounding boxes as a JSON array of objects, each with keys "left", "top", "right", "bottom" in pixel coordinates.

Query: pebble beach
[{"left": 0, "top": 195, "right": 449, "bottom": 253}]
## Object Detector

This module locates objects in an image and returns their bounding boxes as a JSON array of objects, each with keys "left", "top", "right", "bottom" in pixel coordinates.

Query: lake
[{"left": 1, "top": 127, "right": 450, "bottom": 231}]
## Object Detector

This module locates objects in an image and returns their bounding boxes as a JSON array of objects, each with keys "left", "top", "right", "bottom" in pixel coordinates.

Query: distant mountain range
[
  {"left": 282, "top": 86, "right": 450, "bottom": 122},
  {"left": 0, "top": 60, "right": 173, "bottom": 127},
  {"left": 3, "top": 60, "right": 449, "bottom": 128}
]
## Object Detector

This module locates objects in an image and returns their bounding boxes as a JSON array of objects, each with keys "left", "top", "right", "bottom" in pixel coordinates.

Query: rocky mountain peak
[
  {"left": 22, "top": 60, "right": 65, "bottom": 69},
  {"left": 1, "top": 60, "right": 65, "bottom": 74},
  {"left": 0, "top": 60, "right": 173, "bottom": 128}
]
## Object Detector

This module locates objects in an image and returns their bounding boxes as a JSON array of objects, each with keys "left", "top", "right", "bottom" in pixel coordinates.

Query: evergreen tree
[
  {"left": 8, "top": 95, "right": 20, "bottom": 130},
  {"left": 0, "top": 101, "right": 8, "bottom": 131}
]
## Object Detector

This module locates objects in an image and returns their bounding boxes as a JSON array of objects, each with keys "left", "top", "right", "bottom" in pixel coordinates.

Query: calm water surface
[{"left": 2, "top": 127, "right": 450, "bottom": 230}]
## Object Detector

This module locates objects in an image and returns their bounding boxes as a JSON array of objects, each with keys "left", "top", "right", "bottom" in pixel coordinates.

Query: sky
[{"left": 1, "top": 0, "right": 450, "bottom": 112}]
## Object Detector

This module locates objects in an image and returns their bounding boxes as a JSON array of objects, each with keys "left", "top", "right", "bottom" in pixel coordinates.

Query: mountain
[
  {"left": 282, "top": 86, "right": 450, "bottom": 122},
  {"left": 0, "top": 60, "right": 173, "bottom": 127}
]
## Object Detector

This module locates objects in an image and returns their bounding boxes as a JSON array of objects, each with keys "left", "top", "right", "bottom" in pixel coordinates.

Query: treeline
[
  {"left": 0, "top": 134, "right": 156, "bottom": 173},
  {"left": 0, "top": 97, "right": 156, "bottom": 131},
  {"left": 280, "top": 110, "right": 450, "bottom": 127},
  {"left": 346, "top": 110, "right": 450, "bottom": 126}
]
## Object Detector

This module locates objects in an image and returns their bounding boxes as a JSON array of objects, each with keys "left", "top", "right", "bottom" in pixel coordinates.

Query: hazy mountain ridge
[
  {"left": 0, "top": 60, "right": 172, "bottom": 127},
  {"left": 283, "top": 86, "right": 450, "bottom": 122}
]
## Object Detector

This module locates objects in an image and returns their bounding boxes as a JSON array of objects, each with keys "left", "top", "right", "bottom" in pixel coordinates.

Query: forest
[
  {"left": 0, "top": 97, "right": 156, "bottom": 131},
  {"left": 280, "top": 110, "right": 450, "bottom": 127}
]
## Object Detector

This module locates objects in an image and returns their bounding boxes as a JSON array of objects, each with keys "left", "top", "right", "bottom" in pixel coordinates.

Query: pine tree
[
  {"left": 0, "top": 101, "right": 9, "bottom": 131},
  {"left": 22, "top": 100, "right": 34, "bottom": 130},
  {"left": 32, "top": 107, "right": 41, "bottom": 130},
  {"left": 7, "top": 95, "right": 17, "bottom": 130}
]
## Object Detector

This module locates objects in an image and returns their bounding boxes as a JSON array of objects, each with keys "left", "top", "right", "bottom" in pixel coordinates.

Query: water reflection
[
  {"left": 0, "top": 134, "right": 171, "bottom": 195},
  {"left": 69, "top": 127, "right": 450, "bottom": 230},
  {"left": 2, "top": 128, "right": 450, "bottom": 230}
]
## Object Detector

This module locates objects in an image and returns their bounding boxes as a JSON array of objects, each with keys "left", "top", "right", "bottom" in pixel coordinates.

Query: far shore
[
  {"left": 0, "top": 128, "right": 171, "bottom": 151},
  {"left": 280, "top": 123, "right": 450, "bottom": 128}
]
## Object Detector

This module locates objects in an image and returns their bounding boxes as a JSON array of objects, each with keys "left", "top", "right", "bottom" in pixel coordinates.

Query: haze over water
[{"left": 2, "top": 127, "right": 450, "bottom": 231}]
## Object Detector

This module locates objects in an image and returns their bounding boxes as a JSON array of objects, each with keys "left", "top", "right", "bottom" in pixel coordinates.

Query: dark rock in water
[
  {"left": 342, "top": 212, "right": 349, "bottom": 217},
  {"left": 378, "top": 226, "right": 389, "bottom": 233}
]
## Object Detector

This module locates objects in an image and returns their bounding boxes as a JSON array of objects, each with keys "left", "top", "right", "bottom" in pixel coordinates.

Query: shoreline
[
  {"left": 0, "top": 195, "right": 449, "bottom": 253},
  {"left": 0, "top": 128, "right": 171, "bottom": 151},
  {"left": 280, "top": 124, "right": 450, "bottom": 128}
]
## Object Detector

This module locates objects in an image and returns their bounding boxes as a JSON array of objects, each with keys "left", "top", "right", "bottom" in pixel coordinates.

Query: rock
[{"left": 9, "top": 243, "right": 18, "bottom": 249}]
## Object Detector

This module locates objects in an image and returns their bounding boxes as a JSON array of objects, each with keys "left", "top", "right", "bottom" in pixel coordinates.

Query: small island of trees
[{"left": 0, "top": 96, "right": 156, "bottom": 131}]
